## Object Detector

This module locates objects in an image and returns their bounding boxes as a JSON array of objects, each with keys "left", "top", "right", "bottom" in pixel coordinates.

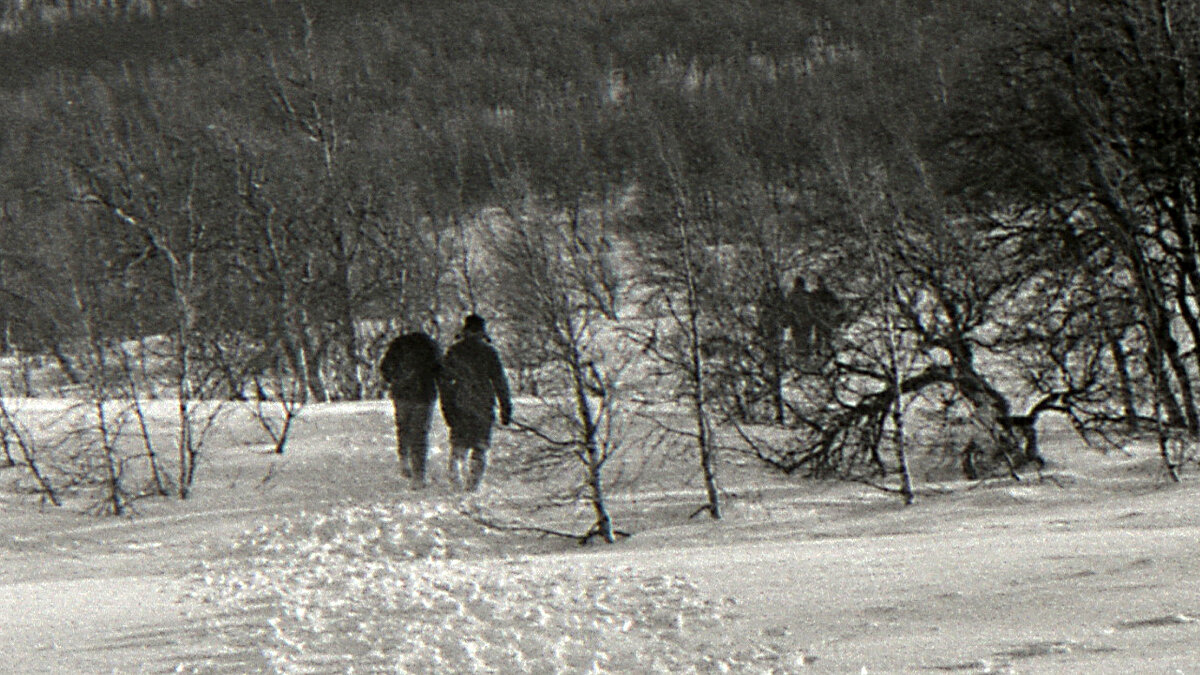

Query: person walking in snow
[
  {"left": 437, "top": 315, "right": 513, "bottom": 491},
  {"left": 379, "top": 330, "right": 442, "bottom": 488}
]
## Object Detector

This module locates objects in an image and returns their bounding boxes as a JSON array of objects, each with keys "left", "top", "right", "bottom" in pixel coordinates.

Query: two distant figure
[
  {"left": 760, "top": 275, "right": 846, "bottom": 362},
  {"left": 379, "top": 315, "right": 513, "bottom": 491},
  {"left": 788, "top": 275, "right": 844, "bottom": 358}
]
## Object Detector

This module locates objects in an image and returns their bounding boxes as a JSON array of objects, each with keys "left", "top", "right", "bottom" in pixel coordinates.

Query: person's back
[
  {"left": 438, "top": 315, "right": 512, "bottom": 491},
  {"left": 379, "top": 331, "right": 441, "bottom": 487},
  {"left": 441, "top": 335, "right": 509, "bottom": 429},
  {"left": 380, "top": 332, "right": 440, "bottom": 402}
]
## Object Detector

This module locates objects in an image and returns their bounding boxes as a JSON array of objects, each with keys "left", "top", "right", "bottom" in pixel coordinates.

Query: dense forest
[{"left": 2, "top": 0, "right": 1200, "bottom": 515}]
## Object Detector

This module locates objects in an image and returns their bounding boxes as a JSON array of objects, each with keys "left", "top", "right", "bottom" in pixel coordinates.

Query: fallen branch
[
  {"left": 965, "top": 475, "right": 1014, "bottom": 491},
  {"left": 460, "top": 504, "right": 630, "bottom": 546},
  {"left": 505, "top": 418, "right": 574, "bottom": 448},
  {"left": 848, "top": 476, "right": 953, "bottom": 497}
]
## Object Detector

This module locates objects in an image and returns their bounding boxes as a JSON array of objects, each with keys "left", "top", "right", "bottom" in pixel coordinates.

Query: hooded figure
[
  {"left": 379, "top": 331, "right": 441, "bottom": 487},
  {"left": 438, "top": 315, "right": 513, "bottom": 491}
]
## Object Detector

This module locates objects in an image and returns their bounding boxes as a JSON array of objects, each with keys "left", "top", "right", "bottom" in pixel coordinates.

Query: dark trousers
[
  {"left": 392, "top": 397, "right": 434, "bottom": 487},
  {"left": 448, "top": 423, "right": 492, "bottom": 491}
]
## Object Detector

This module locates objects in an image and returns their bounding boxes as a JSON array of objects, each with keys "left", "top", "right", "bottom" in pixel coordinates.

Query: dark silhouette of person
[
  {"left": 758, "top": 280, "right": 787, "bottom": 347},
  {"left": 785, "top": 276, "right": 816, "bottom": 354},
  {"left": 379, "top": 331, "right": 442, "bottom": 488},
  {"left": 786, "top": 275, "right": 844, "bottom": 362},
  {"left": 758, "top": 279, "right": 789, "bottom": 423},
  {"left": 807, "top": 276, "right": 843, "bottom": 356},
  {"left": 438, "top": 314, "right": 513, "bottom": 491}
]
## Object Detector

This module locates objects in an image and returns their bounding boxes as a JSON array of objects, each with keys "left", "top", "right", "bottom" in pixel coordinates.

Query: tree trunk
[
  {"left": 70, "top": 274, "right": 127, "bottom": 514},
  {"left": 164, "top": 246, "right": 202, "bottom": 500},
  {"left": 299, "top": 325, "right": 330, "bottom": 403},
  {"left": 0, "top": 417, "right": 14, "bottom": 467},
  {"left": 569, "top": 340, "right": 616, "bottom": 543},
  {"left": 175, "top": 327, "right": 196, "bottom": 498},
  {"left": 0, "top": 390, "right": 60, "bottom": 506},
  {"left": 49, "top": 341, "right": 84, "bottom": 386},
  {"left": 949, "top": 341, "right": 1045, "bottom": 473},
  {"left": 94, "top": 396, "right": 125, "bottom": 516},
  {"left": 653, "top": 127, "right": 721, "bottom": 520},
  {"left": 680, "top": 227, "right": 721, "bottom": 521},
  {"left": 334, "top": 227, "right": 363, "bottom": 400},
  {"left": 768, "top": 331, "right": 786, "bottom": 425},
  {"left": 884, "top": 307, "right": 914, "bottom": 504},
  {"left": 1103, "top": 321, "right": 1138, "bottom": 430},
  {"left": 1163, "top": 333, "right": 1199, "bottom": 435},
  {"left": 586, "top": 444, "right": 615, "bottom": 544},
  {"left": 1094, "top": 187, "right": 1196, "bottom": 434}
]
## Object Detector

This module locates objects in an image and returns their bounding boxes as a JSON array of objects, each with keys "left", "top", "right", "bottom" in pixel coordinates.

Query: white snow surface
[{"left": 0, "top": 400, "right": 1199, "bottom": 673}]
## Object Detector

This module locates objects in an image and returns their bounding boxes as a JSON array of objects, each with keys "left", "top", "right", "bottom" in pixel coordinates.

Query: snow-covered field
[{"left": 2, "top": 400, "right": 1200, "bottom": 673}]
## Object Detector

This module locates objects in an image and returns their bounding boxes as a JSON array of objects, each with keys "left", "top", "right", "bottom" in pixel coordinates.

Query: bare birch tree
[
  {"left": 0, "top": 384, "right": 61, "bottom": 506},
  {"left": 489, "top": 205, "right": 631, "bottom": 543},
  {"left": 638, "top": 123, "right": 724, "bottom": 520}
]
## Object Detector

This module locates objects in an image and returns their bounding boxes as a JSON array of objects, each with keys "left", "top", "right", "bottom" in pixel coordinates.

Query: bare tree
[
  {"left": 0, "top": 384, "right": 61, "bottom": 506},
  {"left": 69, "top": 295, "right": 129, "bottom": 515},
  {"left": 249, "top": 351, "right": 306, "bottom": 455},
  {"left": 116, "top": 343, "right": 170, "bottom": 495},
  {"left": 632, "top": 118, "right": 728, "bottom": 521},
  {"left": 58, "top": 65, "right": 235, "bottom": 499},
  {"left": 489, "top": 204, "right": 630, "bottom": 543},
  {"left": 946, "top": 0, "right": 1200, "bottom": 479}
]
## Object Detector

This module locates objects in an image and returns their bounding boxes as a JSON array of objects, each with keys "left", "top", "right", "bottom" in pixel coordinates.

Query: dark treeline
[{"left": 2, "top": 0, "right": 1199, "bottom": 498}]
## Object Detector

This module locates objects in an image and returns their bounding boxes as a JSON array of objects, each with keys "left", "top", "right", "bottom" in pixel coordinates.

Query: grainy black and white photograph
[{"left": 2, "top": 0, "right": 1200, "bottom": 672}]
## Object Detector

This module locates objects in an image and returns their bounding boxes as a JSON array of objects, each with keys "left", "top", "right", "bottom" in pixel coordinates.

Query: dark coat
[
  {"left": 379, "top": 332, "right": 441, "bottom": 403},
  {"left": 438, "top": 332, "right": 512, "bottom": 439}
]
